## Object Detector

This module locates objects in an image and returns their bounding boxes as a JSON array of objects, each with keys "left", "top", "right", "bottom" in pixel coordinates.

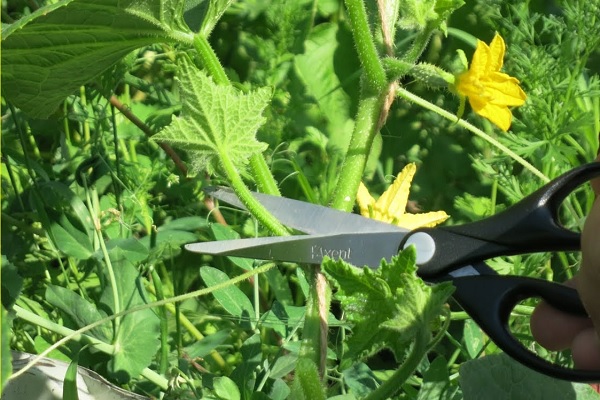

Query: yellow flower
[
  {"left": 356, "top": 163, "right": 449, "bottom": 230},
  {"left": 455, "top": 33, "right": 527, "bottom": 131}
]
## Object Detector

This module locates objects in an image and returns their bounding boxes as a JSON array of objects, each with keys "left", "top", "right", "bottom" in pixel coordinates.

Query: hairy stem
[
  {"left": 219, "top": 150, "right": 289, "bottom": 235},
  {"left": 250, "top": 153, "right": 281, "bottom": 196},
  {"left": 193, "top": 34, "right": 229, "bottom": 85},
  {"left": 331, "top": 93, "right": 388, "bottom": 211},
  {"left": 343, "top": 0, "right": 386, "bottom": 94}
]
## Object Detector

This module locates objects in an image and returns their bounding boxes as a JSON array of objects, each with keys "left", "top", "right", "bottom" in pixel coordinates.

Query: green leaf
[
  {"left": 1, "top": 0, "right": 191, "bottom": 118},
  {"left": 50, "top": 222, "right": 94, "bottom": 260},
  {"left": 342, "top": 363, "right": 380, "bottom": 398},
  {"left": 213, "top": 376, "right": 241, "bottom": 400},
  {"left": 184, "top": 0, "right": 234, "bottom": 36},
  {"left": 459, "top": 353, "right": 600, "bottom": 400},
  {"left": 269, "top": 354, "right": 298, "bottom": 380},
  {"left": 270, "top": 378, "right": 291, "bottom": 400},
  {"left": 100, "top": 254, "right": 159, "bottom": 382},
  {"left": 230, "top": 333, "right": 262, "bottom": 397},
  {"left": 322, "top": 247, "right": 454, "bottom": 365},
  {"left": 463, "top": 319, "right": 484, "bottom": 359},
  {"left": 200, "top": 266, "right": 255, "bottom": 329},
  {"left": 152, "top": 57, "right": 272, "bottom": 175},
  {"left": 184, "top": 329, "right": 230, "bottom": 359},
  {"left": 1, "top": 307, "right": 12, "bottom": 393},
  {"left": 264, "top": 267, "right": 294, "bottom": 305},
  {"left": 1, "top": 256, "right": 23, "bottom": 309},
  {"left": 30, "top": 181, "right": 95, "bottom": 260},
  {"left": 63, "top": 354, "right": 80, "bottom": 400},
  {"left": 416, "top": 356, "right": 458, "bottom": 400},
  {"left": 396, "top": 0, "right": 464, "bottom": 32},
  {"left": 160, "top": 216, "right": 209, "bottom": 231},
  {"left": 294, "top": 23, "right": 359, "bottom": 152},
  {"left": 45, "top": 285, "right": 113, "bottom": 342},
  {"left": 103, "top": 237, "right": 149, "bottom": 264},
  {"left": 261, "top": 301, "right": 305, "bottom": 339}
]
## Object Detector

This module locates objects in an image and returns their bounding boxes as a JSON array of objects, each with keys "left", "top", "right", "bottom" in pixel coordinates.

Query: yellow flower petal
[
  {"left": 377, "top": 163, "right": 415, "bottom": 218},
  {"left": 357, "top": 182, "right": 376, "bottom": 218},
  {"left": 356, "top": 164, "right": 449, "bottom": 229},
  {"left": 394, "top": 212, "right": 450, "bottom": 230},
  {"left": 454, "top": 33, "right": 526, "bottom": 131},
  {"left": 488, "top": 33, "right": 505, "bottom": 72},
  {"left": 470, "top": 100, "right": 513, "bottom": 132},
  {"left": 469, "top": 40, "right": 491, "bottom": 78}
]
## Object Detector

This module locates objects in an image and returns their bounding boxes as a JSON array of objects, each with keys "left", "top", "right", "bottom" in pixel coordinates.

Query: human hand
[{"left": 530, "top": 158, "right": 600, "bottom": 369}]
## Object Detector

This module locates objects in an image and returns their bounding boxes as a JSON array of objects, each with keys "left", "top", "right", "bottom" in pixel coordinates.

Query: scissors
[{"left": 186, "top": 162, "right": 600, "bottom": 382}]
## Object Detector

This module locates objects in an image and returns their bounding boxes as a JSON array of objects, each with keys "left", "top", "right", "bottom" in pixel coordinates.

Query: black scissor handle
[
  {"left": 450, "top": 265, "right": 600, "bottom": 382},
  {"left": 413, "top": 162, "right": 600, "bottom": 278}
]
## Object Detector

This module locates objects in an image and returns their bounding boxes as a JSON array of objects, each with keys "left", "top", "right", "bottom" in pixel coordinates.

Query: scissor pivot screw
[{"left": 403, "top": 232, "right": 436, "bottom": 265}]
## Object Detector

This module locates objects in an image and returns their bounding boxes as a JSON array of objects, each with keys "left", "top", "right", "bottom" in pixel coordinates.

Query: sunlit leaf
[
  {"left": 323, "top": 247, "right": 454, "bottom": 365},
  {"left": 1, "top": 0, "right": 191, "bottom": 118},
  {"left": 152, "top": 57, "right": 271, "bottom": 175}
]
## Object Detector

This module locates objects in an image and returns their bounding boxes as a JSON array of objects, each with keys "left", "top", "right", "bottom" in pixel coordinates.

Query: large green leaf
[
  {"left": 1, "top": 0, "right": 191, "bottom": 118},
  {"left": 323, "top": 247, "right": 454, "bottom": 366},
  {"left": 459, "top": 353, "right": 600, "bottom": 400},
  {"left": 294, "top": 23, "right": 359, "bottom": 152},
  {"left": 183, "top": 329, "right": 230, "bottom": 359},
  {"left": 152, "top": 58, "right": 272, "bottom": 175}
]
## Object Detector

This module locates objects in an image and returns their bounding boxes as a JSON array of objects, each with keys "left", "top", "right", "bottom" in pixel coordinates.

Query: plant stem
[
  {"left": 82, "top": 182, "right": 121, "bottom": 332},
  {"left": 219, "top": 150, "right": 289, "bottom": 235},
  {"left": 13, "top": 305, "right": 170, "bottom": 390},
  {"left": 343, "top": 0, "right": 386, "bottom": 94},
  {"left": 331, "top": 93, "right": 387, "bottom": 211},
  {"left": 403, "top": 26, "right": 435, "bottom": 65},
  {"left": 14, "top": 305, "right": 114, "bottom": 354},
  {"left": 150, "top": 267, "right": 169, "bottom": 375},
  {"left": 395, "top": 86, "right": 549, "bottom": 182},
  {"left": 145, "top": 281, "right": 230, "bottom": 373},
  {"left": 298, "top": 266, "right": 331, "bottom": 377},
  {"left": 12, "top": 262, "right": 277, "bottom": 387},
  {"left": 330, "top": 0, "right": 393, "bottom": 211},
  {"left": 250, "top": 154, "right": 281, "bottom": 196},
  {"left": 108, "top": 96, "right": 188, "bottom": 176},
  {"left": 193, "top": 34, "right": 229, "bottom": 85},
  {"left": 364, "top": 332, "right": 429, "bottom": 400}
]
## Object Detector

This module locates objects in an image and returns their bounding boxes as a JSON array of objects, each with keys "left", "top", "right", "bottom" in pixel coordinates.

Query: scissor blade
[
  {"left": 205, "top": 187, "right": 406, "bottom": 235},
  {"left": 185, "top": 231, "right": 408, "bottom": 268}
]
